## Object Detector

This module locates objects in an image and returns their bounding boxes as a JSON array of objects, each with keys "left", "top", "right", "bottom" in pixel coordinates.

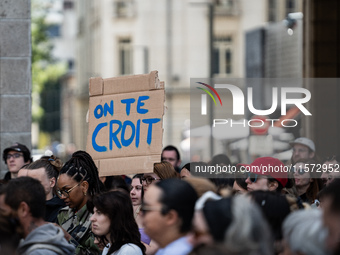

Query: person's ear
[
  {"left": 50, "top": 177, "right": 56, "bottom": 188},
  {"left": 81, "top": 181, "right": 89, "bottom": 196},
  {"left": 268, "top": 181, "right": 278, "bottom": 191},
  {"left": 164, "top": 209, "right": 179, "bottom": 226},
  {"left": 99, "top": 176, "right": 106, "bottom": 184},
  {"left": 18, "top": 201, "right": 30, "bottom": 218}
]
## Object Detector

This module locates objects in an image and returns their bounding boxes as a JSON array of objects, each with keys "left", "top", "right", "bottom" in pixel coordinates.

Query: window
[
  {"left": 213, "top": 36, "right": 233, "bottom": 76},
  {"left": 118, "top": 38, "right": 133, "bottom": 75},
  {"left": 63, "top": 1, "right": 74, "bottom": 10},
  {"left": 268, "top": 0, "right": 277, "bottom": 22},
  {"left": 113, "top": 0, "right": 135, "bottom": 18},
  {"left": 286, "top": 0, "right": 296, "bottom": 15},
  {"left": 215, "top": 0, "right": 240, "bottom": 16},
  {"left": 47, "top": 24, "right": 60, "bottom": 38}
]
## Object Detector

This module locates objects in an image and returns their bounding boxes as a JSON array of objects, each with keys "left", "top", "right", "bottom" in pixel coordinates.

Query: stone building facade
[{"left": 0, "top": 0, "right": 31, "bottom": 176}]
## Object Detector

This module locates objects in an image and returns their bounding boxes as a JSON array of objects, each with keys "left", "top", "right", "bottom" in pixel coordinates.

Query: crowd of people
[{"left": 0, "top": 139, "right": 339, "bottom": 255}]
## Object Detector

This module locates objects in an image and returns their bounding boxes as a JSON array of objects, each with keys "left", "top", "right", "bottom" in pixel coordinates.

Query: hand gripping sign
[{"left": 87, "top": 71, "right": 165, "bottom": 176}]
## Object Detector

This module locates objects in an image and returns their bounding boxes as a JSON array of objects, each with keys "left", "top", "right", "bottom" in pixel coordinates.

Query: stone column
[{"left": 0, "top": 0, "right": 31, "bottom": 177}]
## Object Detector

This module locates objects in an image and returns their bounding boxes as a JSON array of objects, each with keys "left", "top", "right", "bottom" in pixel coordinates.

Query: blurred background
[{"left": 0, "top": 0, "right": 339, "bottom": 173}]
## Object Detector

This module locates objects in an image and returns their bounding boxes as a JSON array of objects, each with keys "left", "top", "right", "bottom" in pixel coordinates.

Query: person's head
[
  {"left": 56, "top": 150, "right": 102, "bottom": 211},
  {"left": 240, "top": 157, "right": 288, "bottom": 193},
  {"left": 142, "top": 179, "right": 198, "bottom": 247},
  {"left": 0, "top": 177, "right": 46, "bottom": 238},
  {"left": 89, "top": 190, "right": 145, "bottom": 254},
  {"left": 190, "top": 191, "right": 221, "bottom": 247},
  {"left": 321, "top": 178, "right": 340, "bottom": 252},
  {"left": 282, "top": 209, "right": 329, "bottom": 255},
  {"left": 232, "top": 173, "right": 248, "bottom": 195},
  {"left": 130, "top": 174, "right": 143, "bottom": 206},
  {"left": 180, "top": 161, "right": 208, "bottom": 179},
  {"left": 293, "top": 159, "right": 322, "bottom": 203},
  {"left": 0, "top": 210, "right": 22, "bottom": 254},
  {"left": 197, "top": 195, "right": 273, "bottom": 255},
  {"left": 210, "top": 154, "right": 231, "bottom": 167},
  {"left": 161, "top": 145, "right": 182, "bottom": 170},
  {"left": 142, "top": 161, "right": 178, "bottom": 192},
  {"left": 18, "top": 155, "right": 62, "bottom": 200},
  {"left": 103, "top": 175, "right": 129, "bottom": 194},
  {"left": 321, "top": 155, "right": 340, "bottom": 187},
  {"left": 248, "top": 191, "right": 292, "bottom": 241},
  {"left": 290, "top": 137, "right": 315, "bottom": 164},
  {"left": 3, "top": 143, "right": 32, "bottom": 177}
]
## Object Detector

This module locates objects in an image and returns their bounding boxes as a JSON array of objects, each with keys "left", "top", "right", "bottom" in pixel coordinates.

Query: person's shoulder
[
  {"left": 3, "top": 171, "right": 11, "bottom": 180},
  {"left": 56, "top": 206, "right": 72, "bottom": 223},
  {"left": 114, "top": 243, "right": 143, "bottom": 255},
  {"left": 24, "top": 248, "right": 61, "bottom": 255}
]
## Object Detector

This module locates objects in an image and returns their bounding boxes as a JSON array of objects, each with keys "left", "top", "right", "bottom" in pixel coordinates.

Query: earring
[{"left": 84, "top": 192, "right": 87, "bottom": 196}]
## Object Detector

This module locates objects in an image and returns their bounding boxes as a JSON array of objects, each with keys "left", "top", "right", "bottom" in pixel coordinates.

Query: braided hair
[{"left": 59, "top": 151, "right": 102, "bottom": 196}]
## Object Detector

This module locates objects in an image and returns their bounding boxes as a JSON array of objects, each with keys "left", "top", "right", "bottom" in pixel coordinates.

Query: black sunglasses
[
  {"left": 246, "top": 172, "right": 268, "bottom": 183},
  {"left": 246, "top": 173, "right": 259, "bottom": 183}
]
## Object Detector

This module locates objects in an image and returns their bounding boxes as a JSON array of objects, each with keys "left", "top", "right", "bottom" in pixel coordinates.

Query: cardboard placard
[{"left": 87, "top": 71, "right": 165, "bottom": 176}]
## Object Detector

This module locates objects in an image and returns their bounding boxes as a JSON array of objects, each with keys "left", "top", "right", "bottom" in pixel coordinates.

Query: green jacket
[{"left": 57, "top": 205, "right": 100, "bottom": 255}]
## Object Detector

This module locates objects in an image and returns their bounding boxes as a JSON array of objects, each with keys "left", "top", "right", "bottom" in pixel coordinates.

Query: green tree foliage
[{"left": 31, "top": 1, "right": 66, "bottom": 138}]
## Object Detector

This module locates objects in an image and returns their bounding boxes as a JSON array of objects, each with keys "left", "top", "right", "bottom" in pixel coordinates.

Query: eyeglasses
[
  {"left": 6, "top": 153, "right": 23, "bottom": 160},
  {"left": 130, "top": 185, "right": 143, "bottom": 191},
  {"left": 56, "top": 182, "right": 81, "bottom": 198},
  {"left": 140, "top": 204, "right": 162, "bottom": 215},
  {"left": 141, "top": 176, "right": 161, "bottom": 185},
  {"left": 246, "top": 172, "right": 267, "bottom": 183}
]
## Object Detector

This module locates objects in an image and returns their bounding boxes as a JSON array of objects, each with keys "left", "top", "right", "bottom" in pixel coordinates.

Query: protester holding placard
[
  {"left": 87, "top": 71, "right": 165, "bottom": 177},
  {"left": 56, "top": 151, "right": 103, "bottom": 255}
]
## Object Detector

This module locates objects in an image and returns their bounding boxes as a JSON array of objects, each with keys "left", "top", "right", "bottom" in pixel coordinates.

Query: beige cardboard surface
[
  {"left": 97, "top": 155, "right": 161, "bottom": 176},
  {"left": 89, "top": 77, "right": 103, "bottom": 96},
  {"left": 103, "top": 70, "right": 161, "bottom": 95},
  {"left": 87, "top": 71, "right": 164, "bottom": 176}
]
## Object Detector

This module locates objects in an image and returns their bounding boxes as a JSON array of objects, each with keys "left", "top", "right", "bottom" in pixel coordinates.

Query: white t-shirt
[{"left": 102, "top": 243, "right": 143, "bottom": 255}]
